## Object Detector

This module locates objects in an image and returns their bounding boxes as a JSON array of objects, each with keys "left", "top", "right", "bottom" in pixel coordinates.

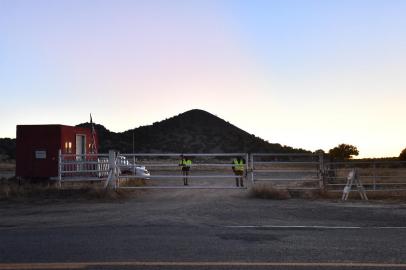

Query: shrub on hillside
[{"left": 399, "top": 148, "right": 406, "bottom": 161}]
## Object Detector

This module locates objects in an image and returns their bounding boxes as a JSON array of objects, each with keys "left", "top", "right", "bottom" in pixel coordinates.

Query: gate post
[
  {"left": 105, "top": 150, "right": 117, "bottom": 189},
  {"left": 318, "top": 152, "right": 325, "bottom": 191},
  {"left": 58, "top": 149, "right": 62, "bottom": 188},
  {"left": 250, "top": 154, "right": 254, "bottom": 184},
  {"left": 245, "top": 153, "right": 249, "bottom": 185}
]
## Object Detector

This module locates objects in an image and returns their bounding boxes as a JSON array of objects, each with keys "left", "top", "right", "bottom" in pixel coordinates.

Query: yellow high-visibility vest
[
  {"left": 233, "top": 159, "right": 244, "bottom": 171},
  {"left": 179, "top": 159, "right": 192, "bottom": 166}
]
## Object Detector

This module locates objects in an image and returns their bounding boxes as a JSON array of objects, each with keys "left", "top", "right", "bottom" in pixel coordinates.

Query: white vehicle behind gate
[
  {"left": 97, "top": 156, "right": 150, "bottom": 179},
  {"left": 116, "top": 155, "right": 150, "bottom": 178}
]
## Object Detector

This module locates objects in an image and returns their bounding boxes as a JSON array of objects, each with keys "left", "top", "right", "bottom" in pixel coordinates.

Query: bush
[
  {"left": 328, "top": 144, "right": 359, "bottom": 161},
  {"left": 399, "top": 148, "right": 406, "bottom": 161}
]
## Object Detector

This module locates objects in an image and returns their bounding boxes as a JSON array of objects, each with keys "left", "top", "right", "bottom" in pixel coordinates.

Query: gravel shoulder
[
  {"left": 1, "top": 187, "right": 406, "bottom": 230},
  {"left": 1, "top": 188, "right": 406, "bottom": 268}
]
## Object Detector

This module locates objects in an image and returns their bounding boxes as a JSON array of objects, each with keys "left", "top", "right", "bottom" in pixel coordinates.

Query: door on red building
[{"left": 76, "top": 135, "right": 86, "bottom": 170}]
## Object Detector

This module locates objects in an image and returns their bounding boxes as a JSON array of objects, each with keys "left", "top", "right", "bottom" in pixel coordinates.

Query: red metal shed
[{"left": 16, "top": 125, "right": 98, "bottom": 179}]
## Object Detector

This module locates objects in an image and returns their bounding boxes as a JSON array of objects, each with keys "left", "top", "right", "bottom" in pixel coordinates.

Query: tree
[
  {"left": 314, "top": 149, "right": 325, "bottom": 155},
  {"left": 328, "top": 144, "right": 359, "bottom": 161},
  {"left": 399, "top": 148, "right": 406, "bottom": 161}
]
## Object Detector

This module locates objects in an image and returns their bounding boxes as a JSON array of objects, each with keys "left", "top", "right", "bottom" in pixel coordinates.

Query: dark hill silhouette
[
  {"left": 0, "top": 109, "right": 309, "bottom": 160},
  {"left": 0, "top": 138, "right": 16, "bottom": 161},
  {"left": 77, "top": 109, "right": 309, "bottom": 154}
]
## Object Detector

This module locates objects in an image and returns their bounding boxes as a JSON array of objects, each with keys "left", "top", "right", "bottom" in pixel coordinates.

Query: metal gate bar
[
  {"left": 118, "top": 186, "right": 247, "bottom": 189},
  {"left": 251, "top": 153, "right": 323, "bottom": 190},
  {"left": 325, "top": 160, "right": 406, "bottom": 192},
  {"left": 116, "top": 152, "right": 249, "bottom": 189}
]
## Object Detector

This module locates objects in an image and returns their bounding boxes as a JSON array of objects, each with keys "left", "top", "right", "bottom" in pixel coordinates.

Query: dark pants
[
  {"left": 182, "top": 167, "right": 190, "bottom": 185},
  {"left": 234, "top": 170, "right": 244, "bottom": 187}
]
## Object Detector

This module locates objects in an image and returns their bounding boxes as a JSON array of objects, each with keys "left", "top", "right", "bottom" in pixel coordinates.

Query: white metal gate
[
  {"left": 57, "top": 150, "right": 110, "bottom": 186},
  {"left": 250, "top": 153, "right": 324, "bottom": 190},
  {"left": 58, "top": 151, "right": 248, "bottom": 189},
  {"left": 55, "top": 150, "right": 406, "bottom": 195},
  {"left": 115, "top": 153, "right": 249, "bottom": 189}
]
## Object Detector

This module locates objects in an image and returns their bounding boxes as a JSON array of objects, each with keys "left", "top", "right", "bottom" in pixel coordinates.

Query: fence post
[
  {"left": 58, "top": 149, "right": 62, "bottom": 188},
  {"left": 245, "top": 153, "right": 249, "bottom": 186},
  {"left": 115, "top": 152, "right": 120, "bottom": 190},
  {"left": 318, "top": 152, "right": 325, "bottom": 191},
  {"left": 105, "top": 150, "right": 117, "bottom": 189},
  {"left": 373, "top": 160, "right": 376, "bottom": 190},
  {"left": 250, "top": 154, "right": 254, "bottom": 184}
]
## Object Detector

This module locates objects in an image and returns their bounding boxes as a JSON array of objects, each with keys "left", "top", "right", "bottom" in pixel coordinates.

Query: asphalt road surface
[{"left": 1, "top": 187, "right": 406, "bottom": 270}]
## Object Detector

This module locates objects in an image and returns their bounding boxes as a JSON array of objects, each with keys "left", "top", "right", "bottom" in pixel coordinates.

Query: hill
[
  {"left": 77, "top": 109, "right": 308, "bottom": 154},
  {"left": 0, "top": 109, "right": 309, "bottom": 160}
]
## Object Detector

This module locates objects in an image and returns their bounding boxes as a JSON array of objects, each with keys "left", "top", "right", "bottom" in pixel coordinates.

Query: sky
[{"left": 1, "top": 0, "right": 405, "bottom": 158}]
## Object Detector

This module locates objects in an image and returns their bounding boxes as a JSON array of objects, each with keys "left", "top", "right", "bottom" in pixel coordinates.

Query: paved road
[{"left": 0, "top": 188, "right": 406, "bottom": 269}]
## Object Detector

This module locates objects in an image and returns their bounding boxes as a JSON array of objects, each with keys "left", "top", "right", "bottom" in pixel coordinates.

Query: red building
[{"left": 16, "top": 125, "right": 98, "bottom": 179}]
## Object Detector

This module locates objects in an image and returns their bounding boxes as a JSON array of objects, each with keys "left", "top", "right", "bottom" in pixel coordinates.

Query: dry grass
[
  {"left": 0, "top": 162, "right": 15, "bottom": 171},
  {"left": 118, "top": 177, "right": 146, "bottom": 187},
  {"left": 250, "top": 184, "right": 291, "bottom": 200},
  {"left": 0, "top": 177, "right": 138, "bottom": 203},
  {"left": 250, "top": 184, "right": 325, "bottom": 200}
]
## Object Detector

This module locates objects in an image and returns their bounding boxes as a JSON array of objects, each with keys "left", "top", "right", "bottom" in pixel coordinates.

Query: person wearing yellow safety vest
[
  {"left": 232, "top": 157, "right": 245, "bottom": 187},
  {"left": 179, "top": 154, "right": 192, "bottom": 185}
]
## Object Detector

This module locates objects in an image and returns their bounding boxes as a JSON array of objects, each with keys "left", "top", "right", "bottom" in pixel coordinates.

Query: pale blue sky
[{"left": 1, "top": 0, "right": 405, "bottom": 157}]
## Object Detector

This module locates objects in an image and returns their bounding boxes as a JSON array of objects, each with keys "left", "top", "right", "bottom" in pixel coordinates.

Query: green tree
[
  {"left": 399, "top": 148, "right": 406, "bottom": 161},
  {"left": 328, "top": 144, "right": 359, "bottom": 161}
]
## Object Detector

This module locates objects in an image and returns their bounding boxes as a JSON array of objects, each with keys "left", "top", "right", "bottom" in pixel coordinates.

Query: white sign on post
[{"left": 35, "top": 150, "right": 46, "bottom": 159}]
